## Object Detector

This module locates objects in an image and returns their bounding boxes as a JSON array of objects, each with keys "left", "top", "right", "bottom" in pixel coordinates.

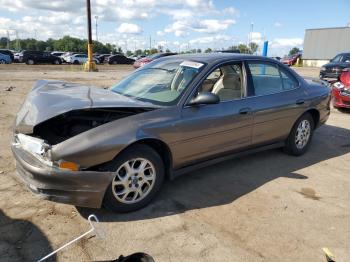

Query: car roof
[{"left": 160, "top": 53, "right": 277, "bottom": 64}]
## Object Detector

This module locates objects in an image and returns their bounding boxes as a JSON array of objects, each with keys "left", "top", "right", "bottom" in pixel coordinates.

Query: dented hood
[{"left": 15, "top": 80, "right": 158, "bottom": 133}]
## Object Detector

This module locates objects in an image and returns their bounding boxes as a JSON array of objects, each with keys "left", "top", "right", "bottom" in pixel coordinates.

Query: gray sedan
[{"left": 12, "top": 54, "right": 331, "bottom": 212}]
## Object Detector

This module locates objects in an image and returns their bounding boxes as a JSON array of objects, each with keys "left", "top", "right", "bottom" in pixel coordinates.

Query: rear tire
[
  {"left": 112, "top": 60, "right": 118, "bottom": 65},
  {"left": 0, "top": 59, "right": 5, "bottom": 64},
  {"left": 102, "top": 144, "right": 165, "bottom": 213},
  {"left": 53, "top": 59, "right": 60, "bottom": 65},
  {"left": 284, "top": 113, "right": 314, "bottom": 156},
  {"left": 73, "top": 60, "right": 80, "bottom": 65}
]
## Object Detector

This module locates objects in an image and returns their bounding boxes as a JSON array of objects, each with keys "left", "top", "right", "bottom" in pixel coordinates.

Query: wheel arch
[
  {"left": 117, "top": 138, "right": 173, "bottom": 180},
  {"left": 303, "top": 108, "right": 320, "bottom": 128}
]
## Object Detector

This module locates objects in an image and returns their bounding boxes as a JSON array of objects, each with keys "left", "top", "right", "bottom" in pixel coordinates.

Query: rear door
[
  {"left": 172, "top": 62, "right": 254, "bottom": 168},
  {"left": 245, "top": 61, "right": 305, "bottom": 145}
]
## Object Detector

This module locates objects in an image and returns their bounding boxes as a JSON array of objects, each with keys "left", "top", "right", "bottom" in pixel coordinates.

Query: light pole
[
  {"left": 84, "top": 0, "right": 97, "bottom": 71},
  {"left": 95, "top": 15, "right": 98, "bottom": 42}
]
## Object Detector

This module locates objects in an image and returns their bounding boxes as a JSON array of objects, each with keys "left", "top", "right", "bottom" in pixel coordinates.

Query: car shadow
[
  {"left": 337, "top": 108, "right": 350, "bottom": 114},
  {"left": 0, "top": 209, "right": 55, "bottom": 262},
  {"left": 77, "top": 124, "right": 350, "bottom": 222}
]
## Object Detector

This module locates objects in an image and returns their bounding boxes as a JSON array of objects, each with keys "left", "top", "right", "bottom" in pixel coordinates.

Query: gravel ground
[{"left": 0, "top": 64, "right": 349, "bottom": 262}]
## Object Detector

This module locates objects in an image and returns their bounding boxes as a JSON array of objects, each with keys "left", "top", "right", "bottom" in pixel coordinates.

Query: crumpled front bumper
[{"left": 11, "top": 145, "right": 114, "bottom": 208}]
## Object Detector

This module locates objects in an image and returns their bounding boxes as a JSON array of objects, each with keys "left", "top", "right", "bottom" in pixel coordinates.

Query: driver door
[{"left": 172, "top": 62, "right": 254, "bottom": 168}]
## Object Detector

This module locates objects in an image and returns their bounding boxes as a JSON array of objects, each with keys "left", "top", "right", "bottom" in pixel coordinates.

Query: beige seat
[{"left": 212, "top": 66, "right": 242, "bottom": 101}]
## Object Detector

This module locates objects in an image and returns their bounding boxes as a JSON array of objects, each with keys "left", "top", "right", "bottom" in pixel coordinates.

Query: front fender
[{"left": 50, "top": 107, "right": 178, "bottom": 168}]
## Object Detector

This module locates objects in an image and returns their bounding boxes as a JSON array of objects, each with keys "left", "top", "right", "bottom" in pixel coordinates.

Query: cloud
[
  {"left": 117, "top": 23, "right": 142, "bottom": 34},
  {"left": 249, "top": 32, "right": 264, "bottom": 44},
  {"left": 274, "top": 22, "right": 282, "bottom": 27},
  {"left": 189, "top": 34, "right": 231, "bottom": 45},
  {"left": 193, "top": 19, "right": 235, "bottom": 33},
  {"left": 160, "top": 18, "right": 235, "bottom": 37},
  {"left": 223, "top": 6, "right": 237, "bottom": 15},
  {"left": 270, "top": 38, "right": 303, "bottom": 48},
  {"left": 0, "top": 0, "right": 242, "bottom": 51}
]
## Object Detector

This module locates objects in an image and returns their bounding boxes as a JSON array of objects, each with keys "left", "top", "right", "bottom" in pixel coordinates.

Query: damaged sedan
[{"left": 12, "top": 54, "right": 331, "bottom": 213}]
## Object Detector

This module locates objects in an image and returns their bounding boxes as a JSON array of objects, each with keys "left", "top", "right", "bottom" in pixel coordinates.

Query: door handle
[
  {"left": 239, "top": 107, "right": 252, "bottom": 114},
  {"left": 296, "top": 99, "right": 305, "bottom": 105}
]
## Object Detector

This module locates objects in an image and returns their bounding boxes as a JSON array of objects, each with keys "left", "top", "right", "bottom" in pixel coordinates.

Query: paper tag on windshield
[{"left": 180, "top": 61, "right": 204, "bottom": 69}]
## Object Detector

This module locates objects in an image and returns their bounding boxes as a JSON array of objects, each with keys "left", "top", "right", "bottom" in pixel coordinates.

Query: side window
[
  {"left": 332, "top": 55, "right": 342, "bottom": 63},
  {"left": 280, "top": 70, "right": 298, "bottom": 90},
  {"left": 199, "top": 63, "right": 244, "bottom": 101},
  {"left": 342, "top": 55, "right": 350, "bottom": 63},
  {"left": 207, "top": 68, "right": 221, "bottom": 80},
  {"left": 248, "top": 62, "right": 283, "bottom": 96}
]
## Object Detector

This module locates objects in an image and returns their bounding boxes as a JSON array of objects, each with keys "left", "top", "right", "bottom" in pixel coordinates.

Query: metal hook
[{"left": 38, "top": 214, "right": 103, "bottom": 262}]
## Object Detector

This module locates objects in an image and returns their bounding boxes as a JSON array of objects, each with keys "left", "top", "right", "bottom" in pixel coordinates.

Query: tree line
[
  {"left": 0, "top": 35, "right": 119, "bottom": 54},
  {"left": 1, "top": 35, "right": 285, "bottom": 56}
]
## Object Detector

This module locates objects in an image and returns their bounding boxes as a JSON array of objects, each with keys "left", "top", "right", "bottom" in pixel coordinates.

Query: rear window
[{"left": 248, "top": 62, "right": 298, "bottom": 96}]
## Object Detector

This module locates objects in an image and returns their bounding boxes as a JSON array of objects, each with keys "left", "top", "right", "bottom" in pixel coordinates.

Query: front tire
[
  {"left": 26, "top": 59, "right": 34, "bottom": 65},
  {"left": 102, "top": 144, "right": 165, "bottom": 213},
  {"left": 284, "top": 113, "right": 314, "bottom": 156},
  {"left": 0, "top": 59, "right": 5, "bottom": 64}
]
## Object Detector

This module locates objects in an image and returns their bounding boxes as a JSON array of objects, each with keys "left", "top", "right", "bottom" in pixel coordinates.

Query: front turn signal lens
[{"left": 59, "top": 161, "right": 79, "bottom": 171}]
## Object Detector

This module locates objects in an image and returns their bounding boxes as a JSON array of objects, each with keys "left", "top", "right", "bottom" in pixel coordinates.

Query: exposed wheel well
[
  {"left": 305, "top": 109, "right": 320, "bottom": 128},
  {"left": 128, "top": 139, "right": 173, "bottom": 179}
]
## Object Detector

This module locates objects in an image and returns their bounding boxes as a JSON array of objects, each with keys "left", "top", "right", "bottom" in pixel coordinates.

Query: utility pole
[
  {"left": 6, "top": 30, "right": 10, "bottom": 49},
  {"left": 249, "top": 22, "right": 254, "bottom": 47},
  {"left": 84, "top": 0, "right": 97, "bottom": 71},
  {"left": 15, "top": 30, "right": 20, "bottom": 50},
  {"left": 149, "top": 35, "right": 152, "bottom": 50},
  {"left": 95, "top": 15, "right": 98, "bottom": 42}
]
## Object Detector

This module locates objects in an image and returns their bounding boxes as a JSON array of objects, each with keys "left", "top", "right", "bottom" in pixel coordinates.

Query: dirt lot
[{"left": 0, "top": 64, "right": 349, "bottom": 262}]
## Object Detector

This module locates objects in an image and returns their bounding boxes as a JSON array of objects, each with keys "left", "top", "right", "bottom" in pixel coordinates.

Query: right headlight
[{"left": 333, "top": 82, "right": 344, "bottom": 90}]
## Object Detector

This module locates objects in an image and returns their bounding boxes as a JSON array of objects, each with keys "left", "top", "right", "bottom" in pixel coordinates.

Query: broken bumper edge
[{"left": 11, "top": 145, "right": 113, "bottom": 208}]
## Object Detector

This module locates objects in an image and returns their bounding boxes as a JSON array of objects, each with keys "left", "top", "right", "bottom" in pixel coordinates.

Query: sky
[{"left": 0, "top": 0, "right": 349, "bottom": 56}]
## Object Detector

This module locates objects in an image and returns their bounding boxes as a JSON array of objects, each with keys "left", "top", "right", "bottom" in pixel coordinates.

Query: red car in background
[
  {"left": 332, "top": 70, "right": 350, "bottom": 109},
  {"left": 133, "top": 52, "right": 177, "bottom": 69},
  {"left": 282, "top": 53, "right": 302, "bottom": 66}
]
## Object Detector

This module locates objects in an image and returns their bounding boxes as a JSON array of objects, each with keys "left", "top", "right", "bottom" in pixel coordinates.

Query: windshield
[{"left": 110, "top": 59, "right": 204, "bottom": 106}]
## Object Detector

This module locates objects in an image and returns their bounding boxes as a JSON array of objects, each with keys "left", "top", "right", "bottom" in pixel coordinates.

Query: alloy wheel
[
  {"left": 111, "top": 158, "right": 156, "bottom": 204},
  {"left": 295, "top": 119, "right": 311, "bottom": 149}
]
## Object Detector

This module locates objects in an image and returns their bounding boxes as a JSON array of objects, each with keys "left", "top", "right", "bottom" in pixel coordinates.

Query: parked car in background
[
  {"left": 133, "top": 52, "right": 177, "bottom": 68},
  {"left": 12, "top": 54, "right": 331, "bottom": 212},
  {"left": 65, "top": 54, "right": 99, "bottom": 64},
  {"left": 13, "top": 52, "right": 21, "bottom": 63},
  {"left": 107, "top": 54, "right": 135, "bottom": 64},
  {"left": 320, "top": 53, "right": 350, "bottom": 80},
  {"left": 61, "top": 52, "right": 74, "bottom": 63},
  {"left": 19, "top": 51, "right": 62, "bottom": 65},
  {"left": 281, "top": 53, "right": 302, "bottom": 66},
  {"left": 331, "top": 70, "right": 350, "bottom": 109},
  {"left": 51, "top": 51, "right": 65, "bottom": 57},
  {"left": 95, "top": 54, "right": 113, "bottom": 64},
  {"left": 270, "top": 56, "right": 282, "bottom": 61},
  {"left": 0, "top": 49, "right": 14, "bottom": 62},
  {"left": 218, "top": 49, "right": 241, "bottom": 54},
  {"left": 0, "top": 53, "right": 12, "bottom": 64}
]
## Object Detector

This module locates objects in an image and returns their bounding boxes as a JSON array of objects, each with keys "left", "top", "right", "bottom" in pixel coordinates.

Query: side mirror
[{"left": 188, "top": 91, "right": 220, "bottom": 106}]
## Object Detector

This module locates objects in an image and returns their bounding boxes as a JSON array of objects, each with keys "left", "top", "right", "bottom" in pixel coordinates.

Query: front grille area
[{"left": 340, "top": 90, "right": 350, "bottom": 97}]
